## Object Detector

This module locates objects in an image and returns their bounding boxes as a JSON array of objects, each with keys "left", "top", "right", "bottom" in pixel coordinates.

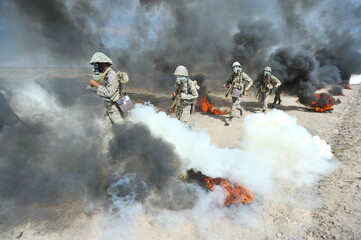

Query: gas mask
[
  {"left": 93, "top": 63, "right": 106, "bottom": 74},
  {"left": 263, "top": 70, "right": 271, "bottom": 77},
  {"left": 233, "top": 66, "right": 242, "bottom": 73},
  {"left": 175, "top": 75, "right": 188, "bottom": 85}
]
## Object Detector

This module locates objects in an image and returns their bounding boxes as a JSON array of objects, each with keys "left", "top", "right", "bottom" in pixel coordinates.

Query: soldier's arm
[
  {"left": 97, "top": 71, "right": 119, "bottom": 99},
  {"left": 271, "top": 75, "right": 281, "bottom": 87},
  {"left": 180, "top": 82, "right": 198, "bottom": 100},
  {"left": 224, "top": 75, "right": 233, "bottom": 87},
  {"left": 243, "top": 73, "right": 253, "bottom": 89}
]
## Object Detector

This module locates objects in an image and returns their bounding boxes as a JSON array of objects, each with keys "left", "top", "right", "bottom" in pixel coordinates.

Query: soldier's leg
[
  {"left": 263, "top": 92, "right": 270, "bottom": 111},
  {"left": 230, "top": 97, "right": 238, "bottom": 117},
  {"left": 258, "top": 92, "right": 264, "bottom": 108},
  {"left": 273, "top": 94, "right": 278, "bottom": 105},
  {"left": 234, "top": 97, "right": 243, "bottom": 116},
  {"left": 176, "top": 105, "right": 183, "bottom": 120},
  {"left": 226, "top": 98, "right": 237, "bottom": 125},
  {"left": 179, "top": 105, "right": 191, "bottom": 123},
  {"left": 107, "top": 103, "right": 124, "bottom": 125}
]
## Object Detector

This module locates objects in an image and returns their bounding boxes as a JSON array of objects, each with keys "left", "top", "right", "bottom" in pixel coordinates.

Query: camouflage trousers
[
  {"left": 176, "top": 105, "right": 191, "bottom": 123},
  {"left": 229, "top": 97, "right": 243, "bottom": 117},
  {"left": 103, "top": 102, "right": 124, "bottom": 127},
  {"left": 258, "top": 91, "right": 271, "bottom": 111}
]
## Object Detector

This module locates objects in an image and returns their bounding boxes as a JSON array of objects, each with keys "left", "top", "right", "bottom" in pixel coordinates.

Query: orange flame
[
  {"left": 199, "top": 96, "right": 228, "bottom": 115},
  {"left": 311, "top": 93, "right": 335, "bottom": 112},
  {"left": 204, "top": 177, "right": 255, "bottom": 205}
]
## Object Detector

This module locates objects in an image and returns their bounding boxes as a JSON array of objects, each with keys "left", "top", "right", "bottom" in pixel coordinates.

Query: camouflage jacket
[
  {"left": 257, "top": 74, "right": 281, "bottom": 91},
  {"left": 175, "top": 79, "right": 199, "bottom": 106},
  {"left": 225, "top": 72, "right": 253, "bottom": 91},
  {"left": 97, "top": 67, "right": 120, "bottom": 102}
]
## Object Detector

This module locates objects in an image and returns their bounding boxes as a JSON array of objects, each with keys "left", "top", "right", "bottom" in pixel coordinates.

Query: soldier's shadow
[
  {"left": 268, "top": 103, "right": 309, "bottom": 112},
  {"left": 198, "top": 111, "right": 229, "bottom": 124},
  {"left": 242, "top": 101, "right": 261, "bottom": 113}
]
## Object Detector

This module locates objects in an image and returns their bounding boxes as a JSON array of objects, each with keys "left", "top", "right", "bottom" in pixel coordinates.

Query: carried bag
[
  {"left": 231, "top": 88, "right": 242, "bottom": 98},
  {"left": 116, "top": 95, "right": 134, "bottom": 117}
]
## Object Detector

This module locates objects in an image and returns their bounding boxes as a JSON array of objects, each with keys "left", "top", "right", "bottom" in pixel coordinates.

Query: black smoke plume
[
  {"left": 2, "top": 0, "right": 361, "bottom": 93},
  {"left": 0, "top": 77, "right": 192, "bottom": 231}
]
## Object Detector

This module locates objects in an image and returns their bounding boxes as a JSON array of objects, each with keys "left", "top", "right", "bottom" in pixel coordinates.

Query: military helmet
[
  {"left": 90, "top": 52, "right": 113, "bottom": 64},
  {"left": 174, "top": 65, "right": 189, "bottom": 77},
  {"left": 232, "top": 61, "right": 241, "bottom": 68},
  {"left": 264, "top": 66, "right": 272, "bottom": 72}
]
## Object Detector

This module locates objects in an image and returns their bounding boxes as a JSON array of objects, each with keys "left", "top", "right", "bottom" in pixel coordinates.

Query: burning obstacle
[
  {"left": 310, "top": 93, "right": 335, "bottom": 112},
  {"left": 185, "top": 169, "right": 255, "bottom": 206},
  {"left": 199, "top": 95, "right": 228, "bottom": 115}
]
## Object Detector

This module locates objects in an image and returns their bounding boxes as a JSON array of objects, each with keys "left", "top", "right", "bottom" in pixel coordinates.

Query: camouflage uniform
[
  {"left": 97, "top": 68, "right": 124, "bottom": 127},
  {"left": 225, "top": 71, "right": 253, "bottom": 118},
  {"left": 173, "top": 65, "right": 198, "bottom": 123},
  {"left": 90, "top": 52, "right": 124, "bottom": 127},
  {"left": 257, "top": 67, "right": 281, "bottom": 112},
  {"left": 175, "top": 79, "right": 198, "bottom": 123}
]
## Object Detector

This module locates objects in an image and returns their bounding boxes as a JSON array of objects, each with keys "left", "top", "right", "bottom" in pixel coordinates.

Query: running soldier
[
  {"left": 256, "top": 66, "right": 281, "bottom": 112},
  {"left": 224, "top": 62, "right": 253, "bottom": 125},
  {"left": 171, "top": 65, "right": 198, "bottom": 124},
  {"left": 89, "top": 52, "right": 124, "bottom": 127}
]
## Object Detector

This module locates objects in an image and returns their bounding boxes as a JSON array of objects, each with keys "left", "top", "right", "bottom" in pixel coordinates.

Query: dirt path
[{"left": 309, "top": 86, "right": 361, "bottom": 240}]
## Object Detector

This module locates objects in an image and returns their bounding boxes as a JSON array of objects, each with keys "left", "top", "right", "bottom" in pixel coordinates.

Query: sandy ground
[{"left": 1, "top": 81, "right": 360, "bottom": 240}]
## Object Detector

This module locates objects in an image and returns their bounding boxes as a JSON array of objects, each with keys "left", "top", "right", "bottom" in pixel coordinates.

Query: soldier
[
  {"left": 256, "top": 66, "right": 281, "bottom": 112},
  {"left": 172, "top": 65, "right": 198, "bottom": 124},
  {"left": 89, "top": 52, "right": 124, "bottom": 127},
  {"left": 224, "top": 62, "right": 253, "bottom": 126}
]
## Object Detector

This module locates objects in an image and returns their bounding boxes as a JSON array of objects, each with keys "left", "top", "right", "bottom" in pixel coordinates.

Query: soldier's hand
[
  {"left": 89, "top": 79, "right": 100, "bottom": 88},
  {"left": 223, "top": 84, "right": 227, "bottom": 88},
  {"left": 275, "top": 84, "right": 280, "bottom": 88},
  {"left": 245, "top": 87, "right": 250, "bottom": 91}
]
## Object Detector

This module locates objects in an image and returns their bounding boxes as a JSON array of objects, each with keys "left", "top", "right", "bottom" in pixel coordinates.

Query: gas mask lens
[
  {"left": 93, "top": 63, "right": 100, "bottom": 74},
  {"left": 93, "top": 63, "right": 106, "bottom": 74},
  {"left": 176, "top": 75, "right": 188, "bottom": 84},
  {"left": 233, "top": 66, "right": 242, "bottom": 73}
]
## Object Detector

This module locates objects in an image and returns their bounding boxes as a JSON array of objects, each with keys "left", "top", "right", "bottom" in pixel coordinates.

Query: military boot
[{"left": 225, "top": 116, "right": 233, "bottom": 126}]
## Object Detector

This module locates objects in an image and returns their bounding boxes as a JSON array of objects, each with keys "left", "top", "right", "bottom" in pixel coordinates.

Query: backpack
[{"left": 116, "top": 71, "right": 129, "bottom": 84}]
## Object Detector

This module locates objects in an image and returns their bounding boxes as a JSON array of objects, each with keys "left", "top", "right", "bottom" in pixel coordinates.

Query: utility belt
[{"left": 177, "top": 98, "right": 196, "bottom": 106}]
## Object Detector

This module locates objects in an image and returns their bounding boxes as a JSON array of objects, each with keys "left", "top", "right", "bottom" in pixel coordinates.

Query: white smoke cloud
[
  {"left": 129, "top": 105, "right": 335, "bottom": 196},
  {"left": 98, "top": 105, "right": 337, "bottom": 239}
]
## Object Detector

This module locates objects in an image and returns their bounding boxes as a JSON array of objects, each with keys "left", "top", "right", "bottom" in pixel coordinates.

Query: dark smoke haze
[
  {"left": 1, "top": 0, "right": 360, "bottom": 97},
  {"left": 0, "top": 77, "right": 188, "bottom": 231}
]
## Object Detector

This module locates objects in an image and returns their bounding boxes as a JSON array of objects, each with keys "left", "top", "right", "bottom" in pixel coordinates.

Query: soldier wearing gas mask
[
  {"left": 223, "top": 62, "right": 253, "bottom": 126},
  {"left": 172, "top": 65, "right": 198, "bottom": 124},
  {"left": 89, "top": 52, "right": 124, "bottom": 127},
  {"left": 256, "top": 66, "right": 281, "bottom": 113}
]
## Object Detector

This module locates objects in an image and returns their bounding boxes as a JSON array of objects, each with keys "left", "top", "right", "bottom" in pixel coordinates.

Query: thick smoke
[
  {"left": 0, "top": 78, "right": 186, "bottom": 231},
  {"left": 267, "top": 48, "right": 320, "bottom": 104},
  {"left": 0, "top": 73, "right": 337, "bottom": 239},
  {"left": 97, "top": 105, "right": 336, "bottom": 240},
  {"left": 0, "top": 90, "right": 21, "bottom": 133},
  {"left": 2, "top": 0, "right": 361, "bottom": 94}
]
